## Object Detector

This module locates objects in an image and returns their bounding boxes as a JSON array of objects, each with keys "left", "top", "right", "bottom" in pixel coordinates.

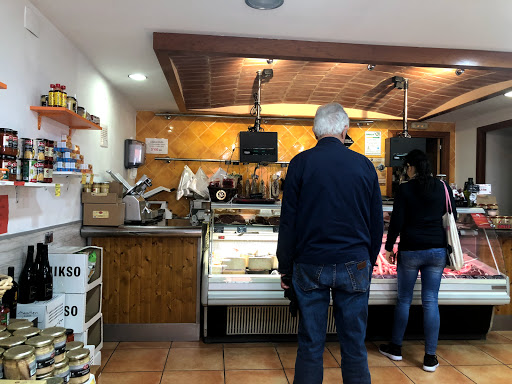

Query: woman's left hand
[{"left": 385, "top": 250, "right": 395, "bottom": 264}]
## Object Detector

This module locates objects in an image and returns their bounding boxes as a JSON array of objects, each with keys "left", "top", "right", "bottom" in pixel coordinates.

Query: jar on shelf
[
  {"left": 22, "top": 159, "right": 38, "bottom": 183},
  {"left": 2, "top": 345, "right": 36, "bottom": 380},
  {"left": 25, "top": 335, "right": 56, "bottom": 377},
  {"left": 53, "top": 357, "right": 70, "bottom": 383},
  {"left": 14, "top": 326, "right": 40, "bottom": 339},
  {"left": 6, "top": 129, "right": 14, "bottom": 156},
  {"left": 0, "top": 155, "right": 10, "bottom": 180},
  {"left": 7, "top": 321, "right": 32, "bottom": 333},
  {"left": 100, "top": 182, "right": 110, "bottom": 193},
  {"left": 67, "top": 348, "right": 90, "bottom": 384},
  {"left": 0, "top": 335, "right": 27, "bottom": 349},
  {"left": 65, "top": 341, "right": 83, "bottom": 352},
  {"left": 82, "top": 184, "right": 91, "bottom": 193},
  {"left": 40, "top": 327, "right": 66, "bottom": 364},
  {"left": 12, "top": 130, "right": 18, "bottom": 157},
  {"left": 44, "top": 160, "right": 53, "bottom": 183},
  {"left": 22, "top": 138, "right": 34, "bottom": 159},
  {"left": 41, "top": 94, "right": 48, "bottom": 107},
  {"left": 65, "top": 328, "right": 74, "bottom": 342},
  {"left": 35, "top": 138, "right": 46, "bottom": 161},
  {"left": 0, "top": 129, "right": 7, "bottom": 155},
  {"left": 35, "top": 161, "right": 45, "bottom": 183},
  {"left": 7, "top": 156, "right": 16, "bottom": 181},
  {"left": 92, "top": 182, "right": 101, "bottom": 194}
]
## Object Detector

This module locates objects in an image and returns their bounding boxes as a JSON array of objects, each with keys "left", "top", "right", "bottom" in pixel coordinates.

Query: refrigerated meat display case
[{"left": 201, "top": 203, "right": 510, "bottom": 341}]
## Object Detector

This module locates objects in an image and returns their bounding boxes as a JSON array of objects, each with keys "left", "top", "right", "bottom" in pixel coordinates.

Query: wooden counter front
[
  {"left": 92, "top": 236, "right": 198, "bottom": 324},
  {"left": 495, "top": 230, "right": 512, "bottom": 316}
]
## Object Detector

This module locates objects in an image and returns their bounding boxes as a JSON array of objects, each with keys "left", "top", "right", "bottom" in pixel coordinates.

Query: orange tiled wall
[{"left": 136, "top": 112, "right": 455, "bottom": 217}]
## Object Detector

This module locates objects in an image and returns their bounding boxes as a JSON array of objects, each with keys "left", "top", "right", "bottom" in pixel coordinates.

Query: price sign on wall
[
  {"left": 365, "top": 131, "right": 382, "bottom": 156},
  {"left": 145, "top": 138, "right": 169, "bottom": 154}
]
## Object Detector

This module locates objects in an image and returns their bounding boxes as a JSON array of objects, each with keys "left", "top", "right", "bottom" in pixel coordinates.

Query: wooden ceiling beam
[
  {"left": 155, "top": 50, "right": 187, "bottom": 112},
  {"left": 153, "top": 32, "right": 512, "bottom": 71}
]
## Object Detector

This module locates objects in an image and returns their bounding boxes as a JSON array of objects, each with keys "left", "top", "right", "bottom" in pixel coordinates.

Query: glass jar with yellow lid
[
  {"left": 53, "top": 356, "right": 70, "bottom": 383},
  {"left": 3, "top": 345, "right": 37, "bottom": 380},
  {"left": 65, "top": 341, "right": 84, "bottom": 352},
  {"left": 0, "top": 330, "right": 11, "bottom": 341},
  {"left": 7, "top": 321, "right": 32, "bottom": 333},
  {"left": 100, "top": 182, "right": 110, "bottom": 193},
  {"left": 91, "top": 182, "right": 101, "bottom": 194},
  {"left": 0, "top": 335, "right": 27, "bottom": 349},
  {"left": 41, "top": 327, "right": 67, "bottom": 363},
  {"left": 47, "top": 376, "right": 65, "bottom": 384},
  {"left": 14, "top": 326, "right": 40, "bottom": 339},
  {"left": 25, "top": 335, "right": 56, "bottom": 377},
  {"left": 67, "top": 348, "right": 90, "bottom": 384}
]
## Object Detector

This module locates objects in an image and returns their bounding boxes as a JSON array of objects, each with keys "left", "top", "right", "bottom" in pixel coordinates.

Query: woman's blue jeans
[
  {"left": 292, "top": 261, "right": 372, "bottom": 384},
  {"left": 391, "top": 248, "right": 446, "bottom": 355}
]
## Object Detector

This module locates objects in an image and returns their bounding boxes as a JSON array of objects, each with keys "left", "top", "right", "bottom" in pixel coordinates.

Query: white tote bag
[{"left": 443, "top": 182, "right": 464, "bottom": 270}]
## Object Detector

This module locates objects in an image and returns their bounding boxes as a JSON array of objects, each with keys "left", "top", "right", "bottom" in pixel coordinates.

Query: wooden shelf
[
  {"left": 30, "top": 106, "right": 102, "bottom": 131},
  {"left": 0, "top": 82, "right": 6, "bottom": 89}
]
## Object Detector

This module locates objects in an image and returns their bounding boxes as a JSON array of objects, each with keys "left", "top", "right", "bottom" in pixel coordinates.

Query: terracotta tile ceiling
[{"left": 169, "top": 56, "right": 512, "bottom": 120}]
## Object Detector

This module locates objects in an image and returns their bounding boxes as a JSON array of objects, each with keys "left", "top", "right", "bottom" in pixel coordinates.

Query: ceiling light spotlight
[
  {"left": 245, "top": 0, "right": 284, "bottom": 10},
  {"left": 505, "top": 91, "right": 512, "bottom": 98},
  {"left": 267, "top": 59, "right": 274, "bottom": 64},
  {"left": 367, "top": 64, "right": 375, "bottom": 71},
  {"left": 128, "top": 73, "right": 147, "bottom": 81},
  {"left": 455, "top": 68, "right": 465, "bottom": 76}
]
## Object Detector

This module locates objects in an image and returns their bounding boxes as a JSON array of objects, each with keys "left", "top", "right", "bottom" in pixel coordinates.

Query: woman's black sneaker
[
  {"left": 378, "top": 343, "right": 402, "bottom": 361},
  {"left": 423, "top": 354, "right": 439, "bottom": 372}
]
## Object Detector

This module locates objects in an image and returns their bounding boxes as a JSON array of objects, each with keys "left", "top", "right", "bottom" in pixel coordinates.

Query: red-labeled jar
[
  {"left": 6, "top": 130, "right": 14, "bottom": 156},
  {"left": 12, "top": 131, "right": 19, "bottom": 157},
  {"left": 43, "top": 161, "right": 52, "bottom": 183},
  {"left": 7, "top": 156, "right": 16, "bottom": 181},
  {"left": 35, "top": 139, "right": 46, "bottom": 161},
  {"left": 0, "top": 155, "right": 10, "bottom": 180},
  {"left": 35, "top": 161, "right": 45, "bottom": 183},
  {"left": 0, "top": 129, "right": 8, "bottom": 155}
]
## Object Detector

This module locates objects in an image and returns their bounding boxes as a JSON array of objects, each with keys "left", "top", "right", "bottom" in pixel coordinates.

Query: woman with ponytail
[{"left": 378, "top": 149, "right": 456, "bottom": 372}]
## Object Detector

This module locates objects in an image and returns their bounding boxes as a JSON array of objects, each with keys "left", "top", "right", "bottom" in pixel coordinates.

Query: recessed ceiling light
[
  {"left": 245, "top": 0, "right": 284, "bottom": 10},
  {"left": 128, "top": 73, "right": 147, "bottom": 81},
  {"left": 505, "top": 91, "right": 512, "bottom": 97}
]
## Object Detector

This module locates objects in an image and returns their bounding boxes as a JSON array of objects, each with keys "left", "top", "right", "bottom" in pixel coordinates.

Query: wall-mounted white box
[
  {"left": 17, "top": 294, "right": 65, "bottom": 328},
  {"left": 75, "top": 315, "right": 103, "bottom": 355},
  {"left": 64, "top": 284, "right": 102, "bottom": 333},
  {"left": 49, "top": 246, "right": 103, "bottom": 293}
]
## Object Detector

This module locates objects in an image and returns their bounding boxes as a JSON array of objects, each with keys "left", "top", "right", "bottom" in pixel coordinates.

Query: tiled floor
[{"left": 97, "top": 331, "right": 512, "bottom": 384}]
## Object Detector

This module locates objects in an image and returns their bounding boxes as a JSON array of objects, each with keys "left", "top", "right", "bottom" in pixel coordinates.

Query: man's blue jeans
[
  {"left": 292, "top": 261, "right": 372, "bottom": 384},
  {"left": 391, "top": 248, "right": 446, "bottom": 355}
]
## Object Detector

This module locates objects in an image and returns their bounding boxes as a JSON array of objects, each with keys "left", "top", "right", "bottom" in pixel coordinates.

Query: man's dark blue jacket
[{"left": 277, "top": 137, "right": 384, "bottom": 275}]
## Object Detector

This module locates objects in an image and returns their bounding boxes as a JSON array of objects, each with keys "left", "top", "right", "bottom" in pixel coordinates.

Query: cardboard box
[
  {"left": 82, "top": 192, "right": 120, "bottom": 204},
  {"left": 83, "top": 203, "right": 125, "bottom": 226},
  {"left": 64, "top": 285, "right": 102, "bottom": 332},
  {"left": 109, "top": 181, "right": 124, "bottom": 198},
  {"left": 17, "top": 294, "right": 65, "bottom": 328},
  {"left": 49, "top": 246, "right": 103, "bottom": 293},
  {"left": 75, "top": 315, "right": 103, "bottom": 354}
]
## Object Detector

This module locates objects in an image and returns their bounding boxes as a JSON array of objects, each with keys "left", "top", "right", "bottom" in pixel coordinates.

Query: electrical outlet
[{"left": 44, "top": 232, "right": 53, "bottom": 244}]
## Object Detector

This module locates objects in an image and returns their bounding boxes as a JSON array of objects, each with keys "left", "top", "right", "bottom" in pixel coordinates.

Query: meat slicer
[{"left": 107, "top": 171, "right": 164, "bottom": 224}]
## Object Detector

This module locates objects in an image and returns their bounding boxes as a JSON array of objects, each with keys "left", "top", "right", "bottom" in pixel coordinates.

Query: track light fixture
[
  {"left": 455, "top": 68, "right": 465, "bottom": 76},
  {"left": 267, "top": 59, "right": 274, "bottom": 64},
  {"left": 367, "top": 64, "right": 375, "bottom": 71}
]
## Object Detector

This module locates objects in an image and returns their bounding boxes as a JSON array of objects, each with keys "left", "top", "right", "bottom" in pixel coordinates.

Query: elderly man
[{"left": 277, "top": 103, "right": 383, "bottom": 384}]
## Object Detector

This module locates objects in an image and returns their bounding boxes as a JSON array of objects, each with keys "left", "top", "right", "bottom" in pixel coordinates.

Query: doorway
[{"left": 386, "top": 130, "right": 451, "bottom": 198}]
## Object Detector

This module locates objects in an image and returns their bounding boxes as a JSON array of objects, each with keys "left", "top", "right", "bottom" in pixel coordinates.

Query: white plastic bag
[
  {"left": 190, "top": 167, "right": 209, "bottom": 199},
  {"left": 177, "top": 165, "right": 195, "bottom": 200},
  {"left": 208, "top": 167, "right": 227, "bottom": 186},
  {"left": 443, "top": 182, "right": 464, "bottom": 270}
]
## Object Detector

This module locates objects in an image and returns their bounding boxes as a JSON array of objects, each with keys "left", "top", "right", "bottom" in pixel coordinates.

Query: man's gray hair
[{"left": 313, "top": 103, "right": 349, "bottom": 138}]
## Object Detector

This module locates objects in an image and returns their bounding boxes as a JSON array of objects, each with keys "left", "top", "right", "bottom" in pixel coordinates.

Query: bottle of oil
[
  {"left": 48, "top": 84, "right": 55, "bottom": 107},
  {"left": 54, "top": 84, "right": 62, "bottom": 108}
]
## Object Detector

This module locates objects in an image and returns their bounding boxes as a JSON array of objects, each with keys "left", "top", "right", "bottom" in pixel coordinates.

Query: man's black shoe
[{"left": 378, "top": 343, "right": 402, "bottom": 361}]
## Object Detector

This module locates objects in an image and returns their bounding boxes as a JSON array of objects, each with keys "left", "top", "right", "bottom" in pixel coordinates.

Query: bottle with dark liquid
[
  {"left": 3, "top": 266, "right": 18, "bottom": 318},
  {"left": 18, "top": 245, "right": 37, "bottom": 304},
  {"left": 35, "top": 243, "right": 53, "bottom": 301}
]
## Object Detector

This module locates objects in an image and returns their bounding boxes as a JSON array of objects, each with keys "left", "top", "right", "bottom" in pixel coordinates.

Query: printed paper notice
[
  {"left": 146, "top": 138, "right": 168, "bottom": 154},
  {"left": 0, "top": 195, "right": 8, "bottom": 234},
  {"left": 365, "top": 131, "right": 382, "bottom": 156}
]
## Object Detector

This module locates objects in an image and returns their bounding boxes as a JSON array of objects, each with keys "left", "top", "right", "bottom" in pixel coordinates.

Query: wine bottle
[
  {"left": 3, "top": 267, "right": 18, "bottom": 318},
  {"left": 18, "top": 245, "right": 37, "bottom": 304},
  {"left": 35, "top": 243, "right": 53, "bottom": 301}
]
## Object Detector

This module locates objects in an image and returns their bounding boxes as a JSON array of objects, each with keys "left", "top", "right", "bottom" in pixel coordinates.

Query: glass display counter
[{"left": 201, "top": 203, "right": 510, "bottom": 340}]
